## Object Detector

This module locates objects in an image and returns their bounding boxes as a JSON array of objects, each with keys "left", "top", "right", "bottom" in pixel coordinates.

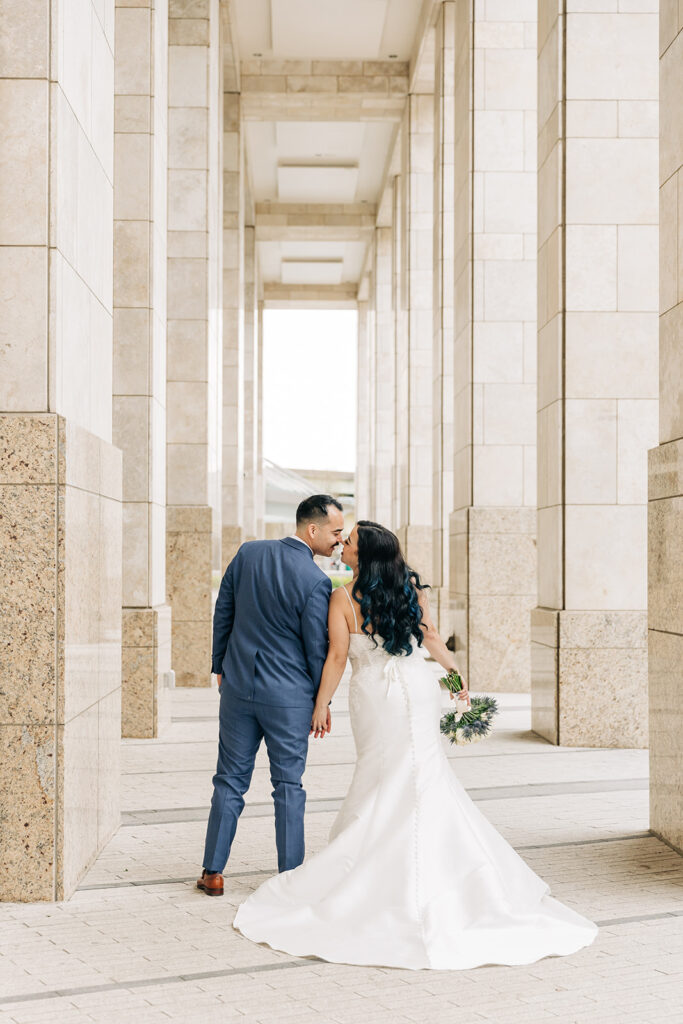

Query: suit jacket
[{"left": 211, "top": 537, "right": 333, "bottom": 707}]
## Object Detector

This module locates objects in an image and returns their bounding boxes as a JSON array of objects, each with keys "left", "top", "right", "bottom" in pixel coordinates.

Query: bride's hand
[
  {"left": 310, "top": 704, "right": 331, "bottom": 739},
  {"left": 450, "top": 682, "right": 471, "bottom": 707}
]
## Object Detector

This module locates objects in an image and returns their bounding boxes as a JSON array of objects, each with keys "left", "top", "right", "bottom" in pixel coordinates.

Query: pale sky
[{"left": 262, "top": 309, "right": 358, "bottom": 472}]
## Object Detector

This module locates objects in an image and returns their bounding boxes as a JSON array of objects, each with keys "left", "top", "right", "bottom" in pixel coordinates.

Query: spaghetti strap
[{"left": 341, "top": 585, "right": 359, "bottom": 633}]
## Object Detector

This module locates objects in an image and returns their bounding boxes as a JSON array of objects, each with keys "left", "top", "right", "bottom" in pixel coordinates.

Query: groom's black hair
[{"left": 296, "top": 494, "right": 343, "bottom": 525}]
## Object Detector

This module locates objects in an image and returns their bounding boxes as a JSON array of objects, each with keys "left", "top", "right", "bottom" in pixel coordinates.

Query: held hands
[{"left": 310, "top": 703, "right": 332, "bottom": 739}]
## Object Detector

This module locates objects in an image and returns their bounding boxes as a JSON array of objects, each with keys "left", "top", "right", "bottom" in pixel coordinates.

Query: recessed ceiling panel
[
  {"left": 271, "top": 0, "right": 388, "bottom": 60},
  {"left": 277, "top": 165, "right": 359, "bottom": 203},
  {"left": 234, "top": 0, "right": 423, "bottom": 63},
  {"left": 281, "top": 260, "right": 344, "bottom": 285},
  {"left": 280, "top": 241, "right": 348, "bottom": 259},
  {"left": 274, "top": 122, "right": 365, "bottom": 162}
]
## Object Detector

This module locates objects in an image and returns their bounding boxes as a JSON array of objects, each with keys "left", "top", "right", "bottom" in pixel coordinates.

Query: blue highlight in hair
[{"left": 352, "top": 520, "right": 429, "bottom": 657}]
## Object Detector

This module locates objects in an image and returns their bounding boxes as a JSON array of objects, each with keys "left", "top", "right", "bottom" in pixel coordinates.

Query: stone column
[
  {"left": 533, "top": 2, "right": 659, "bottom": 745},
  {"left": 356, "top": 299, "right": 372, "bottom": 520},
  {"left": 372, "top": 227, "right": 395, "bottom": 528},
  {"left": 242, "top": 220, "right": 258, "bottom": 541},
  {"left": 114, "top": 0, "right": 172, "bottom": 738},
  {"left": 391, "top": 174, "right": 405, "bottom": 531},
  {"left": 0, "top": 0, "right": 121, "bottom": 900},
  {"left": 397, "top": 96, "right": 433, "bottom": 577},
  {"left": 166, "top": 0, "right": 222, "bottom": 686},
  {"left": 432, "top": 1, "right": 455, "bottom": 635},
  {"left": 221, "top": 89, "right": 244, "bottom": 566},
  {"left": 649, "top": 5, "right": 683, "bottom": 851},
  {"left": 450, "top": 0, "right": 538, "bottom": 690},
  {"left": 363, "top": 262, "right": 377, "bottom": 521}
]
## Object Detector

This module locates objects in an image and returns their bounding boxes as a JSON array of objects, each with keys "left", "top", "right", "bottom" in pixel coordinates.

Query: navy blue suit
[{"left": 203, "top": 537, "right": 332, "bottom": 874}]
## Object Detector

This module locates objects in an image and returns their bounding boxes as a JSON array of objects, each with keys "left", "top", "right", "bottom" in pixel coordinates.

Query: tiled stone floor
[{"left": 2, "top": 671, "right": 683, "bottom": 1024}]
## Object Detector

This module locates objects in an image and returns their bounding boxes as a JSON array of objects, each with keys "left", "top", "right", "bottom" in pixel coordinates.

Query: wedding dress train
[{"left": 233, "top": 630, "right": 598, "bottom": 970}]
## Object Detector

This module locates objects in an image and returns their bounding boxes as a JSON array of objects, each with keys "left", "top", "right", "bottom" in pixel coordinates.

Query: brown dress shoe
[{"left": 197, "top": 869, "right": 224, "bottom": 896}]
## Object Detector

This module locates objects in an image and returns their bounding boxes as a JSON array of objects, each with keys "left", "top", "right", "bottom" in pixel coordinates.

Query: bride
[{"left": 233, "top": 521, "right": 598, "bottom": 970}]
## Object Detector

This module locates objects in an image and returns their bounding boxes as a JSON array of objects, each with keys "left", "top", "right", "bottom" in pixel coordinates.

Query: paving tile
[{"left": 1, "top": 686, "right": 682, "bottom": 1024}]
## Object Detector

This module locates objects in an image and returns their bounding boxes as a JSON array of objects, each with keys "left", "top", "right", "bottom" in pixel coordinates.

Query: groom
[{"left": 197, "top": 494, "right": 345, "bottom": 896}]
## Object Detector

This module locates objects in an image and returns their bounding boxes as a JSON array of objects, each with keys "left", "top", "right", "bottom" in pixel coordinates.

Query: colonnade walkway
[{"left": 1, "top": 673, "right": 682, "bottom": 1024}]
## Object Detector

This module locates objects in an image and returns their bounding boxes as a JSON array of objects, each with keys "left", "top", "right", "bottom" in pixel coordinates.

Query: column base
[
  {"left": 449, "top": 507, "right": 536, "bottom": 692},
  {"left": 167, "top": 507, "right": 212, "bottom": 687},
  {"left": 648, "top": 438, "right": 683, "bottom": 852},
  {"left": 122, "top": 605, "right": 172, "bottom": 738},
  {"left": 0, "top": 414, "right": 122, "bottom": 902},
  {"left": 531, "top": 608, "right": 648, "bottom": 747}
]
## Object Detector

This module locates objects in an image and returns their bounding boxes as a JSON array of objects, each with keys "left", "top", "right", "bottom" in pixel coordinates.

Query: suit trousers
[{"left": 203, "top": 689, "right": 313, "bottom": 874}]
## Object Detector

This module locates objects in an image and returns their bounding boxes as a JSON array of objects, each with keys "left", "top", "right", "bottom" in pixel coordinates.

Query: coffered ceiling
[{"left": 230, "top": 0, "right": 430, "bottom": 303}]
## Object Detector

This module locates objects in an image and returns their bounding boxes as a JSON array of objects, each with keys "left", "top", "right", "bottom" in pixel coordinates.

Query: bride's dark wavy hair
[{"left": 351, "top": 520, "right": 429, "bottom": 657}]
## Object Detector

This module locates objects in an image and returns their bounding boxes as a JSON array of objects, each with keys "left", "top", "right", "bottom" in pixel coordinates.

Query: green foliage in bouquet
[{"left": 439, "top": 669, "right": 499, "bottom": 745}]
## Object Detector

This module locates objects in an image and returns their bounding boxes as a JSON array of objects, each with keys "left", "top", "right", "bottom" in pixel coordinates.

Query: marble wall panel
[
  {"left": 537, "top": 504, "right": 563, "bottom": 611},
  {"left": 565, "top": 505, "right": 648, "bottom": 611},
  {"left": 564, "top": 312, "right": 659, "bottom": 399},
  {"left": 63, "top": 485, "right": 102, "bottom": 723},
  {"left": 0, "top": 79, "right": 49, "bottom": 246},
  {"left": 113, "top": 308, "right": 150, "bottom": 395},
  {"left": 122, "top": 502, "right": 149, "bottom": 607},
  {"left": 470, "top": 594, "right": 536, "bottom": 692},
  {"left": 59, "top": 703, "right": 100, "bottom": 898},
  {"left": 564, "top": 399, "right": 617, "bottom": 503},
  {"left": 0, "top": 0, "right": 49, "bottom": 77},
  {"left": 97, "top": 686, "right": 122, "bottom": 847},
  {"left": 0, "top": 247, "right": 48, "bottom": 411},
  {"left": 618, "top": 225, "right": 658, "bottom": 311}
]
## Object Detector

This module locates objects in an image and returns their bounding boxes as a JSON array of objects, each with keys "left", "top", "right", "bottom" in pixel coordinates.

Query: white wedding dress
[{"left": 233, "top": 604, "right": 598, "bottom": 970}]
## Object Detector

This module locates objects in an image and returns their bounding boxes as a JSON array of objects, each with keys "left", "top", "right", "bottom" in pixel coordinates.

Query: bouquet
[{"left": 439, "top": 669, "right": 498, "bottom": 745}]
